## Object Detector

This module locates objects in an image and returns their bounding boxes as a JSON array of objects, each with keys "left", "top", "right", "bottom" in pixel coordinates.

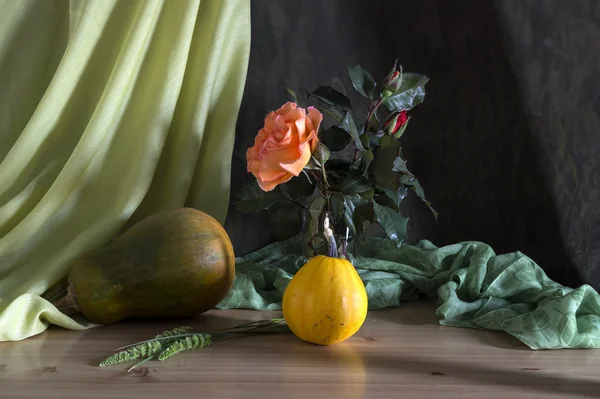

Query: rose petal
[
  {"left": 257, "top": 166, "right": 289, "bottom": 182},
  {"left": 262, "top": 141, "right": 301, "bottom": 164},
  {"left": 278, "top": 102, "right": 297, "bottom": 116},
  {"left": 307, "top": 106, "right": 323, "bottom": 132},
  {"left": 280, "top": 142, "right": 312, "bottom": 176},
  {"left": 257, "top": 172, "right": 293, "bottom": 192},
  {"left": 295, "top": 117, "right": 306, "bottom": 140},
  {"left": 248, "top": 103, "right": 324, "bottom": 192}
]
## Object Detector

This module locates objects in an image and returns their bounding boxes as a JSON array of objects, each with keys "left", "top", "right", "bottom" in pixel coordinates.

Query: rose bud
[{"left": 383, "top": 110, "right": 409, "bottom": 137}]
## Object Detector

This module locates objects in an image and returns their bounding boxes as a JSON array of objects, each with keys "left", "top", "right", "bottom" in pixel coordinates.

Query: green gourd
[{"left": 53, "top": 207, "right": 235, "bottom": 324}]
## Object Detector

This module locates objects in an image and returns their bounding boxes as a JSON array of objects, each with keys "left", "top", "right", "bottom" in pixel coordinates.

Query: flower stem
[
  {"left": 362, "top": 99, "right": 383, "bottom": 136},
  {"left": 281, "top": 196, "right": 308, "bottom": 209},
  {"left": 320, "top": 163, "right": 330, "bottom": 188}
]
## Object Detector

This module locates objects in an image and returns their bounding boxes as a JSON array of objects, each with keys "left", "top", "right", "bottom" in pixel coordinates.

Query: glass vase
[{"left": 301, "top": 208, "right": 354, "bottom": 260}]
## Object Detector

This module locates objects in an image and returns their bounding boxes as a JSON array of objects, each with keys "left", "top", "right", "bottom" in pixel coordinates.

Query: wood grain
[{"left": 1, "top": 300, "right": 599, "bottom": 398}]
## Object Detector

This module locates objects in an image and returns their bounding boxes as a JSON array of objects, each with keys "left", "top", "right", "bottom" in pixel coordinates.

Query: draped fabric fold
[
  {"left": 0, "top": 0, "right": 250, "bottom": 341},
  {"left": 217, "top": 235, "right": 600, "bottom": 350}
]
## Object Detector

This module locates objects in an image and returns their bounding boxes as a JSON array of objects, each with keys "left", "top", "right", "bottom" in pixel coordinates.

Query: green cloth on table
[
  {"left": 217, "top": 235, "right": 600, "bottom": 350},
  {"left": 0, "top": 0, "right": 250, "bottom": 342}
]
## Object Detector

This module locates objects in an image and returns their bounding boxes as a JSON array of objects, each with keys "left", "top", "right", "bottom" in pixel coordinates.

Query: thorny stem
[
  {"left": 362, "top": 99, "right": 383, "bottom": 137},
  {"left": 319, "top": 163, "right": 332, "bottom": 212},
  {"left": 309, "top": 170, "right": 322, "bottom": 193},
  {"left": 281, "top": 196, "right": 308, "bottom": 209},
  {"left": 320, "top": 163, "right": 330, "bottom": 188}
]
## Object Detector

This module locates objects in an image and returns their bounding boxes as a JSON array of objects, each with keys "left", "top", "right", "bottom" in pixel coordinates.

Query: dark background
[{"left": 224, "top": 0, "right": 600, "bottom": 290}]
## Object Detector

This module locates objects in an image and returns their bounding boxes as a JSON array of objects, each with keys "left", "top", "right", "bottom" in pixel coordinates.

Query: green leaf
[
  {"left": 321, "top": 126, "right": 352, "bottom": 151},
  {"left": 374, "top": 193, "right": 398, "bottom": 212},
  {"left": 340, "top": 173, "right": 372, "bottom": 194},
  {"left": 304, "top": 196, "right": 327, "bottom": 243},
  {"left": 318, "top": 106, "right": 344, "bottom": 122},
  {"left": 304, "top": 156, "right": 321, "bottom": 170},
  {"left": 324, "top": 158, "right": 352, "bottom": 187},
  {"left": 309, "top": 196, "right": 327, "bottom": 215},
  {"left": 345, "top": 65, "right": 376, "bottom": 99},
  {"left": 341, "top": 112, "right": 365, "bottom": 151},
  {"left": 342, "top": 196, "right": 357, "bottom": 234},
  {"left": 368, "top": 132, "right": 384, "bottom": 148},
  {"left": 285, "top": 172, "right": 315, "bottom": 200},
  {"left": 285, "top": 87, "right": 299, "bottom": 104},
  {"left": 381, "top": 185, "right": 409, "bottom": 207},
  {"left": 353, "top": 201, "right": 374, "bottom": 234},
  {"left": 309, "top": 86, "right": 352, "bottom": 112},
  {"left": 363, "top": 150, "right": 374, "bottom": 176},
  {"left": 400, "top": 175, "right": 438, "bottom": 221},
  {"left": 360, "top": 187, "right": 375, "bottom": 201},
  {"left": 271, "top": 203, "right": 301, "bottom": 240},
  {"left": 360, "top": 134, "right": 371, "bottom": 150},
  {"left": 370, "top": 135, "right": 399, "bottom": 187},
  {"left": 367, "top": 112, "right": 380, "bottom": 133},
  {"left": 313, "top": 142, "right": 330, "bottom": 165},
  {"left": 392, "top": 156, "right": 412, "bottom": 175},
  {"left": 343, "top": 194, "right": 373, "bottom": 235},
  {"left": 382, "top": 73, "right": 429, "bottom": 112},
  {"left": 235, "top": 180, "right": 268, "bottom": 201},
  {"left": 331, "top": 193, "right": 346, "bottom": 225},
  {"left": 372, "top": 202, "right": 408, "bottom": 247},
  {"left": 350, "top": 157, "right": 363, "bottom": 172},
  {"left": 325, "top": 158, "right": 353, "bottom": 174},
  {"left": 235, "top": 194, "right": 282, "bottom": 213},
  {"left": 331, "top": 77, "right": 348, "bottom": 96}
]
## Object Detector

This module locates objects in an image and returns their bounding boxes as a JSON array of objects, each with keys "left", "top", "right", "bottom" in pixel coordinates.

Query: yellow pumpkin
[{"left": 282, "top": 250, "right": 368, "bottom": 345}]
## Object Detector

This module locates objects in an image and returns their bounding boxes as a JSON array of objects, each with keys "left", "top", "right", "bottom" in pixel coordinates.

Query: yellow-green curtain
[{"left": 0, "top": 0, "right": 250, "bottom": 341}]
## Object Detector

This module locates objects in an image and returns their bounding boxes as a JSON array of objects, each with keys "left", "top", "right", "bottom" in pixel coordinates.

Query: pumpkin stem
[
  {"left": 323, "top": 214, "right": 338, "bottom": 258},
  {"left": 51, "top": 283, "right": 80, "bottom": 316}
]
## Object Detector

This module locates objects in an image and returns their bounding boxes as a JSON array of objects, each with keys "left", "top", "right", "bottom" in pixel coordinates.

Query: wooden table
[{"left": 1, "top": 300, "right": 599, "bottom": 398}]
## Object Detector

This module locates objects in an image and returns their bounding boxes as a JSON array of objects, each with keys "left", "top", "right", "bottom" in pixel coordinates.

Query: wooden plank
[{"left": 0, "top": 300, "right": 599, "bottom": 398}]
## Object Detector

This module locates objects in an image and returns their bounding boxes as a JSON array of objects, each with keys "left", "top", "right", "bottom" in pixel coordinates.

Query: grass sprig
[
  {"left": 99, "top": 319, "right": 287, "bottom": 371},
  {"left": 100, "top": 326, "right": 192, "bottom": 367},
  {"left": 158, "top": 333, "right": 212, "bottom": 361}
]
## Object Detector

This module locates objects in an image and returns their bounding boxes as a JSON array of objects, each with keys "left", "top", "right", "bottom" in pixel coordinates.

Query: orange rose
[{"left": 246, "top": 102, "right": 323, "bottom": 191}]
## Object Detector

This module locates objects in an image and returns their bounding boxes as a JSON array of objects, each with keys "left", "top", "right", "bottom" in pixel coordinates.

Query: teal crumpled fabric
[{"left": 217, "top": 235, "right": 600, "bottom": 350}]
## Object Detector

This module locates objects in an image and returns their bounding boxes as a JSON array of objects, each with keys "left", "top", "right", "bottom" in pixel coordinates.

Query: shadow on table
[
  {"left": 265, "top": 341, "right": 600, "bottom": 398},
  {"left": 370, "top": 299, "right": 532, "bottom": 350},
  {"left": 363, "top": 352, "right": 600, "bottom": 398}
]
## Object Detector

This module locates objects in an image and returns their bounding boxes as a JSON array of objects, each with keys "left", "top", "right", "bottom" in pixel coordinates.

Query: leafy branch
[{"left": 237, "top": 59, "right": 437, "bottom": 249}]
